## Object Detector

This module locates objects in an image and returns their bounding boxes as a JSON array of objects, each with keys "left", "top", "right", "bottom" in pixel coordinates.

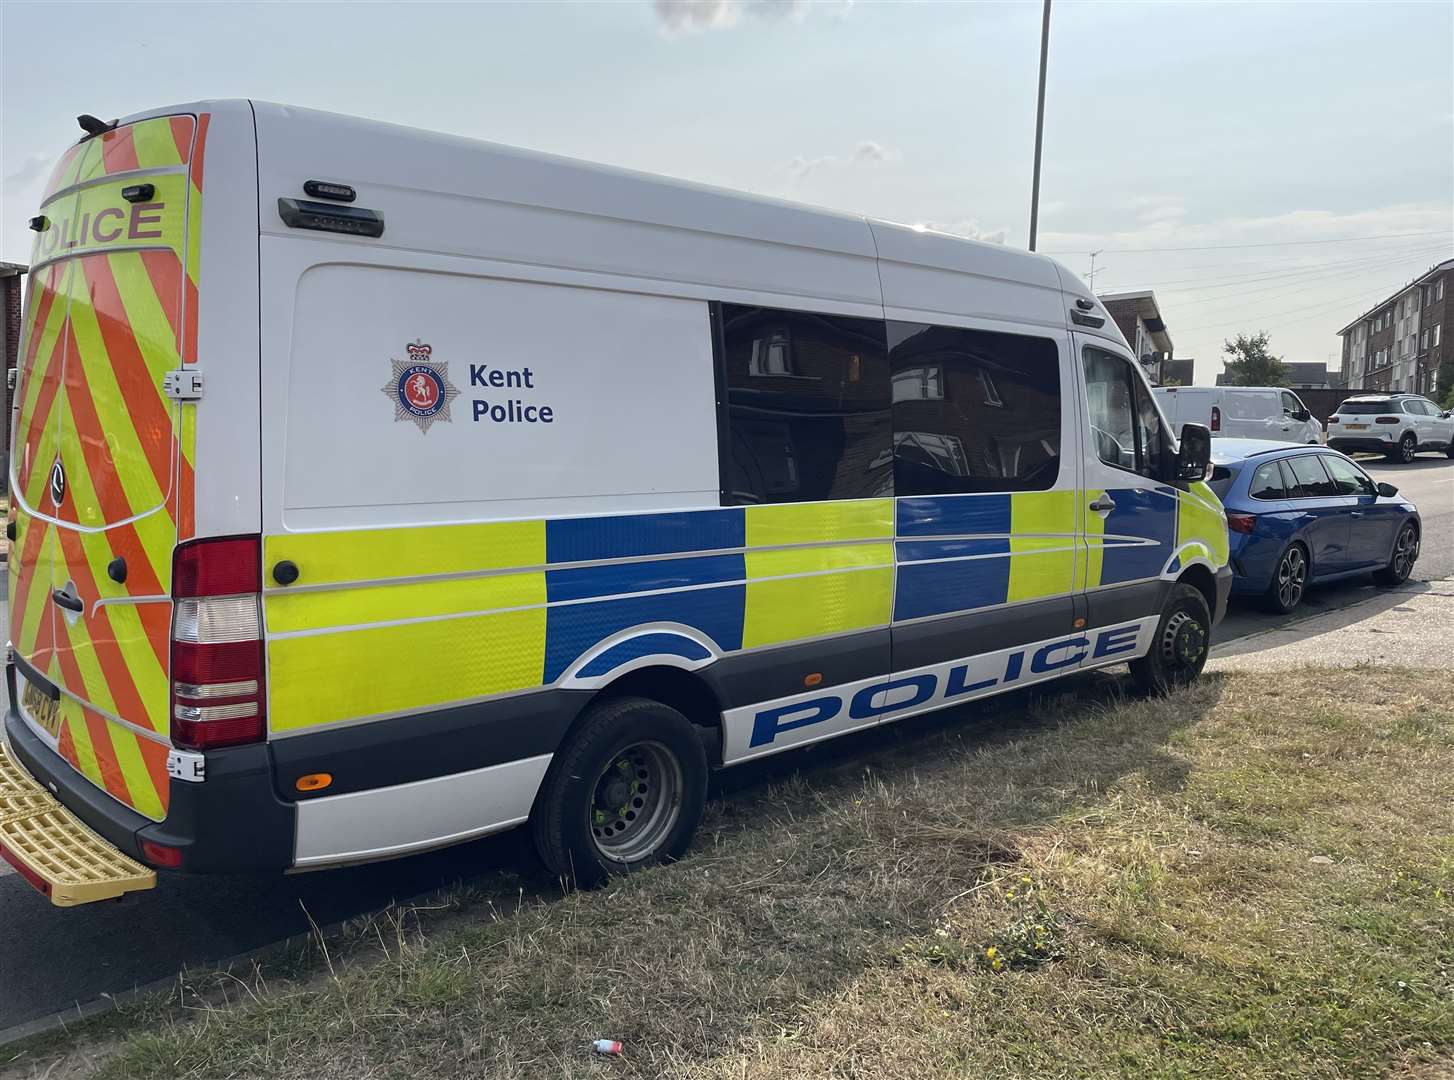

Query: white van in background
[{"left": 1154, "top": 386, "right": 1322, "bottom": 445}]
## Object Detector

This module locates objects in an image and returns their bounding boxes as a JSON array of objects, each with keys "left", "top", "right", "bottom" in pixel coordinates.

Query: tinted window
[
  {"left": 1207, "top": 464, "right": 1237, "bottom": 500},
  {"left": 1285, "top": 454, "right": 1337, "bottom": 498},
  {"left": 1322, "top": 455, "right": 1375, "bottom": 496},
  {"left": 1336, "top": 399, "right": 1395, "bottom": 414},
  {"left": 1402, "top": 399, "right": 1424, "bottom": 414},
  {"left": 1083, "top": 345, "right": 1166, "bottom": 480},
  {"left": 720, "top": 304, "right": 891, "bottom": 505},
  {"left": 888, "top": 323, "right": 1060, "bottom": 494},
  {"left": 1248, "top": 460, "right": 1287, "bottom": 500}
]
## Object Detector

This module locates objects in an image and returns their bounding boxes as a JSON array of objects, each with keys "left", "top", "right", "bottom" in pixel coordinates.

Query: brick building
[
  {"left": 1338, "top": 258, "right": 1452, "bottom": 397},
  {"left": 2, "top": 261, "right": 26, "bottom": 492},
  {"left": 1097, "top": 290, "right": 1176, "bottom": 384}
]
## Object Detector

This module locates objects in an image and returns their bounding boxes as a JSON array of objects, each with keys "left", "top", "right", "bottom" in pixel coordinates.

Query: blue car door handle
[{"left": 1350, "top": 510, "right": 1364, "bottom": 518}]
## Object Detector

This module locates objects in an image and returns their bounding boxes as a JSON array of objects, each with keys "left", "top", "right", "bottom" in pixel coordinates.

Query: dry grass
[{"left": 6, "top": 666, "right": 1453, "bottom": 1080}]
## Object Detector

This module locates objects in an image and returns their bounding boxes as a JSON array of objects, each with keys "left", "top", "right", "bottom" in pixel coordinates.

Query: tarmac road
[{"left": 1, "top": 454, "right": 1449, "bottom": 1039}]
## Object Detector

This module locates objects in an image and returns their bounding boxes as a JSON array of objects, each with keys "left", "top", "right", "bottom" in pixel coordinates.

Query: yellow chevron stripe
[
  {"left": 78, "top": 529, "right": 170, "bottom": 735},
  {"left": 130, "top": 117, "right": 186, "bottom": 171},
  {"left": 106, "top": 725, "right": 165, "bottom": 821},
  {"left": 59, "top": 700, "right": 105, "bottom": 790},
  {"left": 16, "top": 264, "right": 71, "bottom": 507},
  {"left": 11, "top": 520, "right": 52, "bottom": 658}
]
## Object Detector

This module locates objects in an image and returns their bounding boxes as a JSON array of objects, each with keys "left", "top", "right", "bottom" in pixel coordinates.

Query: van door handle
[
  {"left": 52, "top": 586, "right": 83, "bottom": 613},
  {"left": 1088, "top": 495, "right": 1116, "bottom": 513},
  {"left": 1349, "top": 510, "right": 1364, "bottom": 518}
]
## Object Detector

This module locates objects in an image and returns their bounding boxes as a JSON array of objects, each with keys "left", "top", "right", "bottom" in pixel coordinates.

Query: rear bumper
[
  {"left": 5, "top": 662, "right": 295, "bottom": 874},
  {"left": 1327, "top": 436, "right": 1394, "bottom": 454}
]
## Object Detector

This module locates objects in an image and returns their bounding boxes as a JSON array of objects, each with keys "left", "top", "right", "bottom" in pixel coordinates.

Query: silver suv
[{"left": 1327, "top": 394, "right": 1454, "bottom": 463}]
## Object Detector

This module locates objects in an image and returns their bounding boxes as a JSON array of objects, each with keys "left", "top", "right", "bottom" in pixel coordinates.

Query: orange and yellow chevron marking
[{"left": 8, "top": 112, "right": 209, "bottom": 820}]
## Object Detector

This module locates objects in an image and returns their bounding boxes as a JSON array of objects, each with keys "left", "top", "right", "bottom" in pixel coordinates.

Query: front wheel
[
  {"left": 1372, "top": 522, "right": 1419, "bottom": 587},
  {"left": 532, "top": 695, "right": 708, "bottom": 889},
  {"left": 1129, "top": 583, "right": 1213, "bottom": 696}
]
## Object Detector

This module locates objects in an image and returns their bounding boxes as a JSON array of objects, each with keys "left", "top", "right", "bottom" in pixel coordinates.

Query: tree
[
  {"left": 1437, "top": 359, "right": 1454, "bottom": 411},
  {"left": 1221, "top": 332, "right": 1289, "bottom": 387}
]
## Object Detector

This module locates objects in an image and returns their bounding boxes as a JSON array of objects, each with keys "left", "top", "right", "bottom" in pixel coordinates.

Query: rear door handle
[
  {"left": 52, "top": 586, "right": 83, "bottom": 613},
  {"left": 1089, "top": 495, "right": 1116, "bottom": 513},
  {"left": 1350, "top": 511, "right": 1364, "bottom": 518}
]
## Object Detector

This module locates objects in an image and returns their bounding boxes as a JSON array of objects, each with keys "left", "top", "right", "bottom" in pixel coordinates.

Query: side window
[
  {"left": 1322, "top": 455, "right": 1376, "bottom": 497},
  {"left": 720, "top": 304, "right": 891, "bottom": 505},
  {"left": 1280, "top": 391, "right": 1303, "bottom": 415},
  {"left": 1082, "top": 345, "right": 1165, "bottom": 480},
  {"left": 1403, "top": 400, "right": 1422, "bottom": 415},
  {"left": 1248, "top": 460, "right": 1287, "bottom": 500},
  {"left": 888, "top": 323, "right": 1061, "bottom": 494},
  {"left": 1285, "top": 454, "right": 1337, "bottom": 498}
]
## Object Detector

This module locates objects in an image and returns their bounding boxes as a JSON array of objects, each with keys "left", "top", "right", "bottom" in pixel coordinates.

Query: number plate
[
  {"left": 1345, "top": 423, "right": 1368, "bottom": 430},
  {"left": 21, "top": 680, "right": 62, "bottom": 738}
]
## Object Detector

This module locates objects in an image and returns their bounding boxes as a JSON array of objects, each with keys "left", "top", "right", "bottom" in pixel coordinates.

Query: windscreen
[{"left": 1336, "top": 399, "right": 1394, "bottom": 415}]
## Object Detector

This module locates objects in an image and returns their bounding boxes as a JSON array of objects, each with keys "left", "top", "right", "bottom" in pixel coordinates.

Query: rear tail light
[
  {"left": 1327, "top": 416, "right": 1339, "bottom": 424},
  {"left": 140, "top": 840, "right": 184, "bottom": 868},
  {"left": 1226, "top": 512, "right": 1257, "bottom": 534},
  {"left": 1210, "top": 406, "right": 1221, "bottom": 432},
  {"left": 170, "top": 536, "right": 265, "bottom": 750},
  {"left": 1375, "top": 417, "right": 1399, "bottom": 425}
]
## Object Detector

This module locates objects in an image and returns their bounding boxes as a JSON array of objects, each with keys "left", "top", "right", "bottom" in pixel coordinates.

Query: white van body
[
  {"left": 4, "top": 100, "right": 1231, "bottom": 900},
  {"left": 1154, "top": 386, "right": 1321, "bottom": 444}
]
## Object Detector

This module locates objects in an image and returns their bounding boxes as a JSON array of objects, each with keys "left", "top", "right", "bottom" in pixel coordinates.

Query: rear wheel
[
  {"left": 1373, "top": 522, "right": 1419, "bottom": 587},
  {"left": 1261, "top": 543, "right": 1308, "bottom": 614},
  {"left": 1129, "top": 583, "right": 1212, "bottom": 696},
  {"left": 1388, "top": 432, "right": 1417, "bottom": 463},
  {"left": 532, "top": 695, "right": 707, "bottom": 889},
  {"left": 1444, "top": 439, "right": 1454, "bottom": 460}
]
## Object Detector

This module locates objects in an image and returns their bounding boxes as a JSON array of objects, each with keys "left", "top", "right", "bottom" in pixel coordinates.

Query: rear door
[
  {"left": 8, "top": 114, "right": 207, "bottom": 822},
  {"left": 1280, "top": 454, "right": 1353, "bottom": 575}
]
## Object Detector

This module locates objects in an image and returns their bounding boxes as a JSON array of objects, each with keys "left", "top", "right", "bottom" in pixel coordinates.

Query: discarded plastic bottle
[{"left": 593, "top": 1039, "right": 624, "bottom": 1056}]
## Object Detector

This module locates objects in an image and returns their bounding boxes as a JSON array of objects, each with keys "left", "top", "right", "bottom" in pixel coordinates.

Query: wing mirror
[
  {"left": 1377, "top": 482, "right": 1398, "bottom": 498},
  {"left": 1293, "top": 408, "right": 1311, "bottom": 422},
  {"left": 1175, "top": 422, "right": 1212, "bottom": 483}
]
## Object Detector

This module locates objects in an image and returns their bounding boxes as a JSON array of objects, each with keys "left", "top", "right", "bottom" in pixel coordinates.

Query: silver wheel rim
[
  {"left": 1401, "top": 436, "right": 1415, "bottom": 462},
  {"left": 1277, "top": 547, "right": 1306, "bottom": 610},
  {"left": 1392, "top": 526, "right": 1418, "bottom": 579},
  {"left": 589, "top": 740, "right": 683, "bottom": 863}
]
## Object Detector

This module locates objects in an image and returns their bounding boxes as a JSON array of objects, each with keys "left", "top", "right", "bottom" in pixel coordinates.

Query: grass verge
[{"left": 6, "top": 666, "right": 1453, "bottom": 1079}]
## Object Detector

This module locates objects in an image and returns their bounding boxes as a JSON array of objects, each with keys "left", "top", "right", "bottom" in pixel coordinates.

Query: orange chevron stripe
[
  {"left": 81, "top": 705, "right": 133, "bottom": 805},
  {"left": 56, "top": 714, "right": 79, "bottom": 768},
  {"left": 99, "top": 125, "right": 139, "bottom": 175},
  {"left": 17, "top": 273, "right": 67, "bottom": 494},
  {"left": 7, "top": 515, "right": 49, "bottom": 646},
  {"left": 76, "top": 255, "right": 176, "bottom": 504},
  {"left": 138, "top": 249, "right": 183, "bottom": 351},
  {"left": 169, "top": 116, "right": 192, "bottom": 162},
  {"left": 188, "top": 113, "right": 210, "bottom": 193},
  {"left": 29, "top": 590, "right": 56, "bottom": 673},
  {"left": 55, "top": 529, "right": 155, "bottom": 733},
  {"left": 138, "top": 737, "right": 171, "bottom": 814},
  {"left": 20, "top": 262, "right": 62, "bottom": 370},
  {"left": 44, "top": 141, "right": 87, "bottom": 198}
]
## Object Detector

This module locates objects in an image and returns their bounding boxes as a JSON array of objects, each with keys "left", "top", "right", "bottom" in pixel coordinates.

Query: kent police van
[{"left": 2, "top": 101, "right": 1227, "bottom": 905}]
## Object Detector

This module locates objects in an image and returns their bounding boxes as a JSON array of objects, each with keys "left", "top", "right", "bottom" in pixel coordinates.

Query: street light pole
[{"left": 1028, "top": 0, "right": 1052, "bottom": 252}]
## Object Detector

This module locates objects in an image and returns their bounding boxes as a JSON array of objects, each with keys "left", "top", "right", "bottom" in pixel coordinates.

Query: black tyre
[
  {"left": 1372, "top": 521, "right": 1419, "bottom": 587},
  {"left": 1260, "top": 543, "right": 1308, "bottom": 615},
  {"left": 1388, "top": 432, "right": 1417, "bottom": 463},
  {"left": 1444, "top": 440, "right": 1454, "bottom": 460},
  {"left": 531, "top": 695, "right": 707, "bottom": 888},
  {"left": 1129, "top": 582, "right": 1213, "bottom": 696}
]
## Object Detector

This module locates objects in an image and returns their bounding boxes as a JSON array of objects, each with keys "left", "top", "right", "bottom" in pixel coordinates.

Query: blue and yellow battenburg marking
[{"left": 261, "top": 485, "right": 1222, "bottom": 736}]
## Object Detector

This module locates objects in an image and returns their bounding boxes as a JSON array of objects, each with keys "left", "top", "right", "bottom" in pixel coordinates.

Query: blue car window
[
  {"left": 1285, "top": 454, "right": 1337, "bottom": 497},
  {"left": 1322, "top": 454, "right": 1376, "bottom": 496},
  {"left": 1248, "top": 460, "right": 1286, "bottom": 500}
]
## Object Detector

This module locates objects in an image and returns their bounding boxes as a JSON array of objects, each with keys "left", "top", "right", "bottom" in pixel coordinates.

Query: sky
[{"left": 2, "top": 0, "right": 1451, "bottom": 385}]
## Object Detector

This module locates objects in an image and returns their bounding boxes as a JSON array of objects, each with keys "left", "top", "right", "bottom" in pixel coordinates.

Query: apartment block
[{"left": 1338, "top": 257, "right": 1452, "bottom": 396}]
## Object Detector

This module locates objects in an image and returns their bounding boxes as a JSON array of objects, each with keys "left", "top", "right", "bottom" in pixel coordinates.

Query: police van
[{"left": 2, "top": 101, "right": 1228, "bottom": 905}]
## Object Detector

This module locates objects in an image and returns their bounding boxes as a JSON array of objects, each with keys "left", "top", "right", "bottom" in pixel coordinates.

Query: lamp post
[{"left": 1027, "top": 0, "right": 1052, "bottom": 252}]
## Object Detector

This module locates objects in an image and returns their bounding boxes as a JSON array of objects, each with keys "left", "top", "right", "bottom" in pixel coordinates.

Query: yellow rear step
[{"left": 0, "top": 741, "right": 156, "bottom": 906}]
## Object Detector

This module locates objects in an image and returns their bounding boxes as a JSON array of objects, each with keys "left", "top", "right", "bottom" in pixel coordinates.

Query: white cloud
[
  {"left": 652, "top": 0, "right": 850, "bottom": 36},
  {"left": 780, "top": 140, "right": 898, "bottom": 179},
  {"left": 911, "top": 219, "right": 1009, "bottom": 245}
]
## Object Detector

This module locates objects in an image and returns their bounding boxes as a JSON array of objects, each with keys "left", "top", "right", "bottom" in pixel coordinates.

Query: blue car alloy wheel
[{"left": 1264, "top": 544, "right": 1308, "bottom": 614}]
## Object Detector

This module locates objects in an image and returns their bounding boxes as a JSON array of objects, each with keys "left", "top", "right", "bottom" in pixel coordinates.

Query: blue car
[{"left": 1207, "top": 439, "right": 1421, "bottom": 614}]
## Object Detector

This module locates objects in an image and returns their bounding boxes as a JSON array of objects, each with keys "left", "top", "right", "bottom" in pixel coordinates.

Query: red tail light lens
[
  {"left": 1375, "top": 417, "right": 1399, "bottom": 425},
  {"left": 170, "top": 536, "right": 265, "bottom": 751},
  {"left": 140, "top": 840, "right": 184, "bottom": 868},
  {"left": 1226, "top": 512, "right": 1257, "bottom": 534},
  {"left": 1210, "top": 406, "right": 1221, "bottom": 432},
  {"left": 1327, "top": 416, "right": 1339, "bottom": 424}
]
